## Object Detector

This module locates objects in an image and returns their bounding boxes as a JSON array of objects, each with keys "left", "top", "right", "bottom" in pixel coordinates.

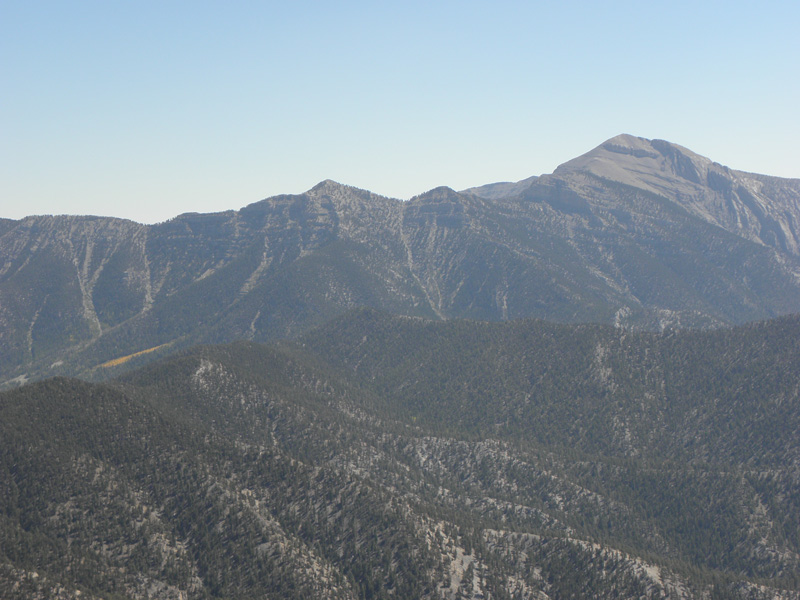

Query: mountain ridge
[
  {"left": 3, "top": 134, "right": 800, "bottom": 385},
  {"left": 483, "top": 134, "right": 800, "bottom": 257}
]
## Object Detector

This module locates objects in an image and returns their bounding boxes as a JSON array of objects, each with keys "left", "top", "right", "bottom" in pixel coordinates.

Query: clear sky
[{"left": 2, "top": 1, "right": 798, "bottom": 224}]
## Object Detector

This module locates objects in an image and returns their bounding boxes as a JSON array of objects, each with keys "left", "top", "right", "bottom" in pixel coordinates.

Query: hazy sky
[{"left": 3, "top": 1, "right": 798, "bottom": 223}]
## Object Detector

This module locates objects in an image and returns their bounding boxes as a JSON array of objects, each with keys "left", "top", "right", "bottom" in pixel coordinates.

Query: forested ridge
[{"left": 2, "top": 311, "right": 799, "bottom": 598}]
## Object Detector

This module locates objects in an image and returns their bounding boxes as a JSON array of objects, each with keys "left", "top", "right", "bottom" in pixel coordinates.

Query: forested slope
[{"left": 2, "top": 312, "right": 799, "bottom": 598}]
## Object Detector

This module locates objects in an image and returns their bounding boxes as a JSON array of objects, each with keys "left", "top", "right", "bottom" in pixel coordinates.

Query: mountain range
[
  {"left": 2, "top": 134, "right": 800, "bottom": 385},
  {"left": 2, "top": 135, "right": 800, "bottom": 598}
]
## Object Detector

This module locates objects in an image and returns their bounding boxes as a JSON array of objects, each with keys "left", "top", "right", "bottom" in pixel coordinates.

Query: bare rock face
[
  {"left": 0, "top": 216, "right": 149, "bottom": 375},
  {"left": 553, "top": 134, "right": 800, "bottom": 255},
  {"left": 3, "top": 136, "right": 800, "bottom": 384}
]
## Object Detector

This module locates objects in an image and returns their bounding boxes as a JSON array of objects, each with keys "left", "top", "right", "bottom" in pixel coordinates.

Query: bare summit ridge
[
  {"left": 550, "top": 134, "right": 800, "bottom": 255},
  {"left": 463, "top": 134, "right": 800, "bottom": 257}
]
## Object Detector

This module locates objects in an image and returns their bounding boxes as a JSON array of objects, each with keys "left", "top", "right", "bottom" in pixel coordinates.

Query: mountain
[
  {"left": 464, "top": 133, "right": 800, "bottom": 257},
  {"left": 554, "top": 135, "right": 800, "bottom": 255},
  {"left": 3, "top": 136, "right": 800, "bottom": 385},
  {"left": 2, "top": 311, "right": 799, "bottom": 599}
]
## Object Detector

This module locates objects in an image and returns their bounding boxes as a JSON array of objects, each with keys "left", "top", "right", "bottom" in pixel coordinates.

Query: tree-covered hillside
[{"left": 2, "top": 312, "right": 799, "bottom": 598}]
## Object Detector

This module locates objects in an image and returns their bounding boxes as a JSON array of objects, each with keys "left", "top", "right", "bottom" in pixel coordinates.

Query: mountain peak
[
  {"left": 551, "top": 135, "right": 800, "bottom": 255},
  {"left": 306, "top": 179, "right": 397, "bottom": 204},
  {"left": 600, "top": 133, "right": 655, "bottom": 152},
  {"left": 410, "top": 186, "right": 461, "bottom": 202},
  {"left": 309, "top": 179, "right": 349, "bottom": 194},
  {"left": 554, "top": 134, "right": 713, "bottom": 185}
]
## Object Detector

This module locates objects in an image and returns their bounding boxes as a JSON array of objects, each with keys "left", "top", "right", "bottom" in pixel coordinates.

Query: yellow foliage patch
[{"left": 99, "top": 343, "right": 170, "bottom": 368}]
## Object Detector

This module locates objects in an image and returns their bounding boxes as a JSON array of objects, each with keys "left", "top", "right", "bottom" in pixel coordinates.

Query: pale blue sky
[{"left": 2, "top": 1, "right": 798, "bottom": 223}]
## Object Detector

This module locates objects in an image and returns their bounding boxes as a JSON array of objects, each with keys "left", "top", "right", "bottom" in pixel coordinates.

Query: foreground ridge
[{"left": 1, "top": 312, "right": 799, "bottom": 598}]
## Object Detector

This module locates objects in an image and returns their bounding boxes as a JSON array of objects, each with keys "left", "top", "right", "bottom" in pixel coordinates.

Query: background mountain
[
  {"left": 2, "top": 311, "right": 799, "bottom": 599},
  {"left": 3, "top": 134, "right": 800, "bottom": 385}
]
